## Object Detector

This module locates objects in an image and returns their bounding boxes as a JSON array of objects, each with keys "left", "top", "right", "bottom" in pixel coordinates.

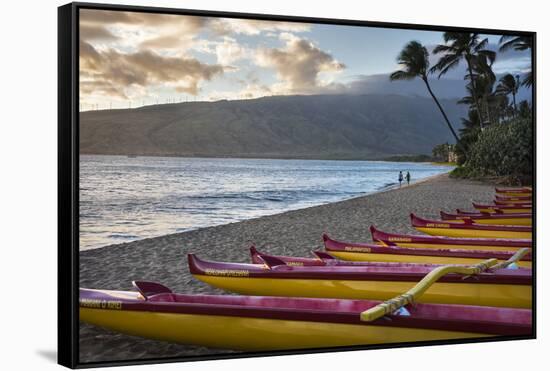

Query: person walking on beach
[
  {"left": 406, "top": 171, "right": 411, "bottom": 185},
  {"left": 398, "top": 171, "right": 403, "bottom": 187}
]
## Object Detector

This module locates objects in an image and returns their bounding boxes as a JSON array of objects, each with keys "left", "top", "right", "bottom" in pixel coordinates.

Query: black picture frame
[{"left": 58, "top": 2, "right": 536, "bottom": 368}]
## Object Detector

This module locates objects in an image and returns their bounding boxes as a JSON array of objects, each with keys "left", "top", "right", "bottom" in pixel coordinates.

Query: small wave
[
  {"left": 378, "top": 182, "right": 398, "bottom": 190},
  {"left": 108, "top": 233, "right": 140, "bottom": 239},
  {"left": 186, "top": 189, "right": 347, "bottom": 203}
]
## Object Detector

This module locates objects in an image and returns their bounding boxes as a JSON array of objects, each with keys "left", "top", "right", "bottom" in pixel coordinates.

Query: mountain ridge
[{"left": 80, "top": 94, "right": 467, "bottom": 160}]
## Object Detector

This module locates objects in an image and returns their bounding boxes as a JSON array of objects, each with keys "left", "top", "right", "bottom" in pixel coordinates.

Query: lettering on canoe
[
  {"left": 388, "top": 237, "right": 412, "bottom": 242},
  {"left": 425, "top": 223, "right": 451, "bottom": 228},
  {"left": 285, "top": 261, "right": 304, "bottom": 266},
  {"left": 344, "top": 246, "right": 371, "bottom": 253},
  {"left": 80, "top": 299, "right": 122, "bottom": 310},
  {"left": 204, "top": 268, "right": 249, "bottom": 277}
]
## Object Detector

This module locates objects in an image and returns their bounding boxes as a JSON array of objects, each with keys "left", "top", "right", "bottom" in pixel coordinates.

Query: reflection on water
[{"left": 80, "top": 155, "right": 451, "bottom": 250}]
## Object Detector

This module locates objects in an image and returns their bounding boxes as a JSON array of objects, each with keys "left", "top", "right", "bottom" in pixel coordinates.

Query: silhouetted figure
[
  {"left": 406, "top": 171, "right": 411, "bottom": 185},
  {"left": 398, "top": 171, "right": 403, "bottom": 187}
]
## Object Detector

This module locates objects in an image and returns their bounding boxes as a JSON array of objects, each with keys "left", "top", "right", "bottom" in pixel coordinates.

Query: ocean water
[{"left": 79, "top": 155, "right": 452, "bottom": 250}]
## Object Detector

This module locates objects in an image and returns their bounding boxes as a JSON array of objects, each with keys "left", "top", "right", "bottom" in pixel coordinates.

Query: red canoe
[
  {"left": 325, "top": 232, "right": 531, "bottom": 267},
  {"left": 250, "top": 246, "right": 453, "bottom": 268},
  {"left": 79, "top": 282, "right": 532, "bottom": 349},
  {"left": 370, "top": 226, "right": 532, "bottom": 249},
  {"left": 493, "top": 200, "right": 533, "bottom": 206},
  {"left": 411, "top": 213, "right": 531, "bottom": 238},
  {"left": 495, "top": 195, "right": 532, "bottom": 202},
  {"left": 495, "top": 187, "right": 532, "bottom": 193},
  {"left": 440, "top": 211, "right": 532, "bottom": 225},
  {"left": 188, "top": 254, "right": 532, "bottom": 307}
]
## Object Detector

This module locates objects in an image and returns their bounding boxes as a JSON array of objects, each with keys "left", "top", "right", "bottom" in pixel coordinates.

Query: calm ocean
[{"left": 79, "top": 155, "right": 451, "bottom": 250}]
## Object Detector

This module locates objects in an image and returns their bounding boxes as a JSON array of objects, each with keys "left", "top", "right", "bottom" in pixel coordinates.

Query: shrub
[{"left": 453, "top": 118, "right": 532, "bottom": 181}]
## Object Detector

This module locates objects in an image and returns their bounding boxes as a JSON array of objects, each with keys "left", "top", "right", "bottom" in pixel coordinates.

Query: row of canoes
[{"left": 79, "top": 187, "right": 533, "bottom": 350}]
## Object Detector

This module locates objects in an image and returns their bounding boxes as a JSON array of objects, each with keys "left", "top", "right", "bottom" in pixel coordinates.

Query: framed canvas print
[{"left": 58, "top": 2, "right": 536, "bottom": 368}]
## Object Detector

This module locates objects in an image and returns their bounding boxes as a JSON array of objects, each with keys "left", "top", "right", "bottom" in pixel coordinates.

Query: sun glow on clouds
[
  {"left": 79, "top": 9, "right": 531, "bottom": 111},
  {"left": 79, "top": 9, "right": 345, "bottom": 109}
]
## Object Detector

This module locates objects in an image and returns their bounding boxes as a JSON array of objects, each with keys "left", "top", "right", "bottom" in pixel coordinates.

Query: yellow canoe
[
  {"left": 325, "top": 234, "right": 532, "bottom": 268},
  {"left": 79, "top": 283, "right": 532, "bottom": 350},
  {"left": 473, "top": 203, "right": 532, "bottom": 214},
  {"left": 411, "top": 214, "right": 532, "bottom": 239},
  {"left": 440, "top": 211, "right": 531, "bottom": 226},
  {"left": 189, "top": 255, "right": 532, "bottom": 309}
]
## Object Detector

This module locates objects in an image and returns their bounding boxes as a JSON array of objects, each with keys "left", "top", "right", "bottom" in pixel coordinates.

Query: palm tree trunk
[
  {"left": 422, "top": 77, "right": 460, "bottom": 143},
  {"left": 465, "top": 55, "right": 485, "bottom": 129}
]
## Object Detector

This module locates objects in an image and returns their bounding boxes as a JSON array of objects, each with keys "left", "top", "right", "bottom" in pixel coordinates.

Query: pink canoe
[
  {"left": 410, "top": 214, "right": 531, "bottom": 239},
  {"left": 370, "top": 226, "right": 531, "bottom": 249},
  {"left": 188, "top": 254, "right": 531, "bottom": 308},
  {"left": 324, "top": 232, "right": 531, "bottom": 268},
  {"left": 79, "top": 281, "right": 532, "bottom": 349}
]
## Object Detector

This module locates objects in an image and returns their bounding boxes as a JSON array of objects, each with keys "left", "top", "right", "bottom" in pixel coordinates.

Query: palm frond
[{"left": 522, "top": 71, "right": 533, "bottom": 87}]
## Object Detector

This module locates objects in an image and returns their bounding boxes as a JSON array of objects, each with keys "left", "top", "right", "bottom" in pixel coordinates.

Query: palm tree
[
  {"left": 390, "top": 40, "right": 460, "bottom": 143},
  {"left": 499, "top": 35, "right": 533, "bottom": 87},
  {"left": 499, "top": 35, "right": 532, "bottom": 52},
  {"left": 430, "top": 32, "right": 496, "bottom": 128},
  {"left": 496, "top": 74, "right": 519, "bottom": 113}
]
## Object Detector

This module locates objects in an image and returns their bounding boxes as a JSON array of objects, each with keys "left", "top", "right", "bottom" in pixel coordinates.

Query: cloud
[
  {"left": 138, "top": 16, "right": 207, "bottom": 51},
  {"left": 79, "top": 41, "right": 224, "bottom": 99},
  {"left": 214, "top": 36, "right": 250, "bottom": 65},
  {"left": 80, "top": 23, "right": 118, "bottom": 41},
  {"left": 209, "top": 18, "right": 311, "bottom": 36},
  {"left": 256, "top": 35, "right": 345, "bottom": 93},
  {"left": 80, "top": 9, "right": 207, "bottom": 51}
]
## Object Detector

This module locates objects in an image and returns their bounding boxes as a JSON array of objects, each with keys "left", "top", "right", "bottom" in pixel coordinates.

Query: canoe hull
[
  {"left": 414, "top": 226, "right": 531, "bottom": 239},
  {"left": 328, "top": 250, "right": 531, "bottom": 268},
  {"left": 495, "top": 192, "right": 532, "bottom": 197},
  {"left": 476, "top": 208, "right": 532, "bottom": 214},
  {"left": 380, "top": 241, "right": 525, "bottom": 252},
  {"left": 447, "top": 218, "right": 531, "bottom": 226},
  {"left": 80, "top": 307, "right": 489, "bottom": 350},
  {"left": 193, "top": 274, "right": 531, "bottom": 309}
]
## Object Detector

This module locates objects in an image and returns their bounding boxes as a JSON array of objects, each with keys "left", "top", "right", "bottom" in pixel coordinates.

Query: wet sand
[{"left": 79, "top": 173, "right": 497, "bottom": 363}]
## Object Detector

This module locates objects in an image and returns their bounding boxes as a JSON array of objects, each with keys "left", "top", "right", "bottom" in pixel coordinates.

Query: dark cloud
[{"left": 80, "top": 23, "right": 117, "bottom": 41}]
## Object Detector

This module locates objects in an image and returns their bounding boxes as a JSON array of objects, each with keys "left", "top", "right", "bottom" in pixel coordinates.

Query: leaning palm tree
[
  {"left": 499, "top": 35, "right": 533, "bottom": 87},
  {"left": 430, "top": 32, "right": 496, "bottom": 128},
  {"left": 496, "top": 74, "right": 519, "bottom": 112},
  {"left": 390, "top": 40, "right": 460, "bottom": 143}
]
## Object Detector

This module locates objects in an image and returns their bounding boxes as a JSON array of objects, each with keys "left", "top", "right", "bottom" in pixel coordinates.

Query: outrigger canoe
[
  {"left": 370, "top": 226, "right": 531, "bottom": 251},
  {"left": 495, "top": 187, "right": 532, "bottom": 197},
  {"left": 80, "top": 281, "right": 532, "bottom": 350},
  {"left": 189, "top": 254, "right": 532, "bottom": 308},
  {"left": 411, "top": 214, "right": 531, "bottom": 239},
  {"left": 495, "top": 195, "right": 532, "bottom": 202},
  {"left": 473, "top": 203, "right": 532, "bottom": 214},
  {"left": 325, "top": 233, "right": 531, "bottom": 268},
  {"left": 493, "top": 200, "right": 533, "bottom": 206},
  {"left": 250, "top": 246, "right": 532, "bottom": 269},
  {"left": 440, "top": 211, "right": 532, "bottom": 226}
]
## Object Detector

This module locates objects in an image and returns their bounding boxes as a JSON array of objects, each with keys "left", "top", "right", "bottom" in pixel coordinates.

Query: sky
[{"left": 79, "top": 9, "right": 532, "bottom": 110}]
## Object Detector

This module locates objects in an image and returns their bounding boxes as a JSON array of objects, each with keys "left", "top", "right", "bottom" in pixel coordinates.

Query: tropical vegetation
[{"left": 391, "top": 32, "right": 533, "bottom": 184}]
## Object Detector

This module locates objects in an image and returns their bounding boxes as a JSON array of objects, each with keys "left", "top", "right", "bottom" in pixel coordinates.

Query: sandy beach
[{"left": 79, "top": 173, "right": 498, "bottom": 363}]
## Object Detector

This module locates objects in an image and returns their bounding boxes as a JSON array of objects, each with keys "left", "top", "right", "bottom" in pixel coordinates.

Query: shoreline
[
  {"left": 81, "top": 171, "right": 452, "bottom": 252},
  {"left": 79, "top": 173, "right": 495, "bottom": 363},
  {"left": 80, "top": 152, "right": 444, "bottom": 163}
]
